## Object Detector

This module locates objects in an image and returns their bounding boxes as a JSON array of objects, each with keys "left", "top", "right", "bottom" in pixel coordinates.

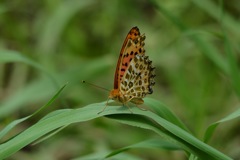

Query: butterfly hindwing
[{"left": 120, "top": 55, "right": 155, "bottom": 103}]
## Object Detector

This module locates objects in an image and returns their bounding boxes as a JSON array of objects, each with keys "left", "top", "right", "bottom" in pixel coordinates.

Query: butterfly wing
[
  {"left": 120, "top": 55, "right": 155, "bottom": 104},
  {"left": 114, "top": 27, "right": 146, "bottom": 89}
]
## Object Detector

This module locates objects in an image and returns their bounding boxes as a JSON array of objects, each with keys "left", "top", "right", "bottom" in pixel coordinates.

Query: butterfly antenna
[{"left": 82, "top": 80, "right": 110, "bottom": 92}]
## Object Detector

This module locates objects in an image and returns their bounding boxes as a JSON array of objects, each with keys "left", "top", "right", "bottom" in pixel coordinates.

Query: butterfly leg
[
  {"left": 135, "top": 104, "right": 147, "bottom": 111},
  {"left": 124, "top": 103, "right": 133, "bottom": 113},
  {"left": 98, "top": 98, "right": 110, "bottom": 114},
  {"left": 128, "top": 97, "right": 146, "bottom": 111}
]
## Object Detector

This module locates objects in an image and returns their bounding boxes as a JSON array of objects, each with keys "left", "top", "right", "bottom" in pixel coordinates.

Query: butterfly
[{"left": 99, "top": 27, "right": 155, "bottom": 113}]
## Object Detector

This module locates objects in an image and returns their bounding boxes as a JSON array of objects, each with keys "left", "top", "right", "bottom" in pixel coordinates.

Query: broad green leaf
[
  {"left": 145, "top": 98, "right": 190, "bottom": 132},
  {"left": 0, "top": 100, "right": 232, "bottom": 160}
]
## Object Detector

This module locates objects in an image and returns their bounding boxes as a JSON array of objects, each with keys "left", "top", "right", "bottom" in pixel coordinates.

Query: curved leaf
[
  {"left": 105, "top": 138, "right": 182, "bottom": 158},
  {"left": 0, "top": 84, "right": 66, "bottom": 140},
  {"left": 204, "top": 107, "right": 240, "bottom": 143},
  {"left": 0, "top": 100, "right": 232, "bottom": 160}
]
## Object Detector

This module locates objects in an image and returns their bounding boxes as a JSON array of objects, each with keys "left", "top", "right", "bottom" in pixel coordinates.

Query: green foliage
[
  {"left": 0, "top": 95, "right": 235, "bottom": 159},
  {"left": 0, "top": 0, "right": 240, "bottom": 159}
]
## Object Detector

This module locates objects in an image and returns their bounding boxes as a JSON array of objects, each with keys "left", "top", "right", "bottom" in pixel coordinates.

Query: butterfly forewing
[{"left": 114, "top": 27, "right": 146, "bottom": 89}]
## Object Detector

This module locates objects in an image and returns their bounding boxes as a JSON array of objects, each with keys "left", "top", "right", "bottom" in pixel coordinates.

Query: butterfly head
[{"left": 109, "top": 89, "right": 127, "bottom": 103}]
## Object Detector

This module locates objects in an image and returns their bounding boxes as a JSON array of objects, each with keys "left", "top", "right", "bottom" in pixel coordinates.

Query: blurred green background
[{"left": 0, "top": 0, "right": 240, "bottom": 159}]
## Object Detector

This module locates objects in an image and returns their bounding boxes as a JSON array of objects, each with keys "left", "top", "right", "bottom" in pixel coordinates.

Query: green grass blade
[
  {"left": 0, "top": 50, "right": 59, "bottom": 86},
  {"left": 0, "top": 56, "right": 111, "bottom": 119},
  {"left": 0, "top": 116, "right": 31, "bottom": 140},
  {"left": 0, "top": 50, "right": 48, "bottom": 78},
  {"left": 0, "top": 50, "right": 40, "bottom": 65},
  {"left": 150, "top": 0, "right": 229, "bottom": 74},
  {"left": 36, "top": 0, "right": 95, "bottom": 55},
  {"left": 107, "top": 113, "right": 229, "bottom": 160},
  {"left": 0, "top": 100, "right": 232, "bottom": 159},
  {"left": 105, "top": 138, "right": 182, "bottom": 158},
  {"left": 192, "top": 0, "right": 240, "bottom": 37},
  {"left": 32, "top": 126, "right": 67, "bottom": 145},
  {"left": 0, "top": 84, "right": 66, "bottom": 140},
  {"left": 145, "top": 98, "right": 190, "bottom": 132},
  {"left": 204, "top": 107, "right": 240, "bottom": 143},
  {"left": 76, "top": 152, "right": 142, "bottom": 160},
  {"left": 0, "top": 78, "right": 56, "bottom": 119},
  {"left": 224, "top": 34, "right": 240, "bottom": 97}
]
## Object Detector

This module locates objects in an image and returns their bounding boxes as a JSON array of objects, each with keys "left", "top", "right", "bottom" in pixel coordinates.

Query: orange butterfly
[{"left": 99, "top": 27, "right": 155, "bottom": 113}]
